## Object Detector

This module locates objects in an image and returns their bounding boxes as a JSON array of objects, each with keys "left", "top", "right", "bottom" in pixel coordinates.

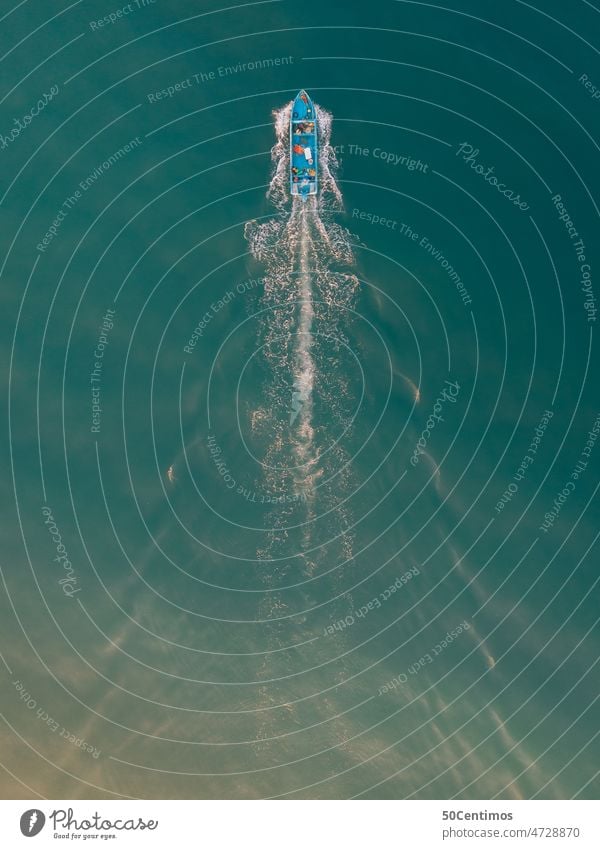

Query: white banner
[{"left": 0, "top": 800, "right": 598, "bottom": 848}]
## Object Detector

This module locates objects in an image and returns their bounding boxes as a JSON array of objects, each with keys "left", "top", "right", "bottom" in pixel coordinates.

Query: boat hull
[{"left": 290, "top": 90, "right": 317, "bottom": 199}]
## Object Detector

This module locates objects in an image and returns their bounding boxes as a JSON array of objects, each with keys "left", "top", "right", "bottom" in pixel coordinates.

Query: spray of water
[
  {"left": 245, "top": 100, "right": 358, "bottom": 547},
  {"left": 244, "top": 101, "right": 361, "bottom": 736}
]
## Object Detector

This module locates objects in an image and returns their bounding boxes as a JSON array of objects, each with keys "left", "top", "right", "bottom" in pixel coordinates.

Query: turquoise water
[{"left": 1, "top": 0, "right": 599, "bottom": 799}]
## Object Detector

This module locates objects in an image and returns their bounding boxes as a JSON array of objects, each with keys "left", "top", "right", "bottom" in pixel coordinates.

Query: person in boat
[{"left": 293, "top": 143, "right": 304, "bottom": 154}]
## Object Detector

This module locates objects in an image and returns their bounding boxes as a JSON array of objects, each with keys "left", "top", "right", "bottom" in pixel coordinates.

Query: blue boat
[{"left": 290, "top": 90, "right": 317, "bottom": 200}]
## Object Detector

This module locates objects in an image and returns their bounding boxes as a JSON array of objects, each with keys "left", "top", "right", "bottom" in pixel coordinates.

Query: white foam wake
[{"left": 244, "top": 98, "right": 359, "bottom": 561}]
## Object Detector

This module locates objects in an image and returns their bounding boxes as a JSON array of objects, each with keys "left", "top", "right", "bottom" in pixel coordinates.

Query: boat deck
[{"left": 290, "top": 90, "right": 317, "bottom": 199}]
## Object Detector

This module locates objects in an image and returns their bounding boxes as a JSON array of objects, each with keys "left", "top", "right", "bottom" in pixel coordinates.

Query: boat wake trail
[
  {"left": 245, "top": 99, "right": 358, "bottom": 551},
  {"left": 244, "top": 101, "right": 360, "bottom": 715}
]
